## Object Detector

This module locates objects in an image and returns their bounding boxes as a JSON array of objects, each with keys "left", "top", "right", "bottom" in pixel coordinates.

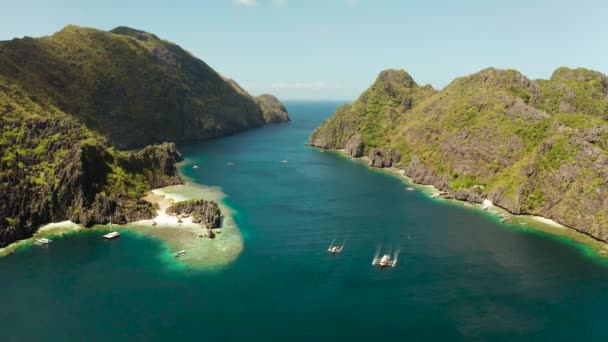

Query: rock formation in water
[
  {"left": 309, "top": 67, "right": 608, "bottom": 242},
  {"left": 166, "top": 199, "right": 222, "bottom": 229},
  {"left": 0, "top": 25, "right": 289, "bottom": 247}
]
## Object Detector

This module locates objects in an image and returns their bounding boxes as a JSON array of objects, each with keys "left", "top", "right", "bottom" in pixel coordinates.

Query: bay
[{"left": 2, "top": 101, "right": 607, "bottom": 341}]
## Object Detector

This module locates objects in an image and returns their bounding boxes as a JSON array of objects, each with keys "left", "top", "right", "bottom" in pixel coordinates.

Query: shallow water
[{"left": 2, "top": 101, "right": 608, "bottom": 341}]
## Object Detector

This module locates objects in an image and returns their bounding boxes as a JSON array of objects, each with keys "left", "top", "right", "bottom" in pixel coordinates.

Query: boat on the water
[
  {"left": 193, "top": 165, "right": 199, "bottom": 169},
  {"left": 405, "top": 187, "right": 414, "bottom": 191},
  {"left": 372, "top": 248, "right": 400, "bottom": 268},
  {"left": 372, "top": 254, "right": 397, "bottom": 268},
  {"left": 35, "top": 238, "right": 52, "bottom": 245},
  {"left": 327, "top": 240, "right": 344, "bottom": 254},
  {"left": 174, "top": 250, "right": 187, "bottom": 258},
  {"left": 281, "top": 160, "right": 288, "bottom": 163},
  {"left": 103, "top": 231, "right": 120, "bottom": 240}
]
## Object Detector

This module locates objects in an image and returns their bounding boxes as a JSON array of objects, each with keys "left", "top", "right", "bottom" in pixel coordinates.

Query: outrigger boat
[
  {"left": 174, "top": 250, "right": 187, "bottom": 258},
  {"left": 103, "top": 201, "right": 120, "bottom": 240},
  {"left": 103, "top": 231, "right": 120, "bottom": 240},
  {"left": 372, "top": 248, "right": 400, "bottom": 268},
  {"left": 35, "top": 238, "right": 52, "bottom": 245},
  {"left": 327, "top": 240, "right": 344, "bottom": 254}
]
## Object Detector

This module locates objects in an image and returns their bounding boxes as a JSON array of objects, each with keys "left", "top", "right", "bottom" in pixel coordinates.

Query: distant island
[
  {"left": 0, "top": 25, "right": 290, "bottom": 247},
  {"left": 309, "top": 67, "right": 608, "bottom": 242}
]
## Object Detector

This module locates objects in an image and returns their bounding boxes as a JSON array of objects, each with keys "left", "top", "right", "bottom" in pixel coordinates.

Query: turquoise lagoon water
[{"left": 2, "top": 102, "right": 608, "bottom": 341}]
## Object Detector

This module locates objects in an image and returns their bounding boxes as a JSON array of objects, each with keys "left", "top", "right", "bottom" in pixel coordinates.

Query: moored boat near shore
[{"left": 103, "top": 231, "right": 120, "bottom": 240}]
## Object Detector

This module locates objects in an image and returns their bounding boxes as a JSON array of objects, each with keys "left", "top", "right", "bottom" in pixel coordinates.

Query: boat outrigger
[
  {"left": 174, "top": 250, "right": 187, "bottom": 258},
  {"left": 327, "top": 240, "right": 344, "bottom": 254},
  {"left": 372, "top": 247, "right": 400, "bottom": 268}
]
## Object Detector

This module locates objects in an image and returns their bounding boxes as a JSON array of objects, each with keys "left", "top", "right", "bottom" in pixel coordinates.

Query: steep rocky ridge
[
  {"left": 0, "top": 25, "right": 290, "bottom": 149},
  {"left": 309, "top": 67, "right": 608, "bottom": 242}
]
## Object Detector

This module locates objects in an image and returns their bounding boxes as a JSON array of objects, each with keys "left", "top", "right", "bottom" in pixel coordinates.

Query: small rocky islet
[
  {"left": 166, "top": 199, "right": 222, "bottom": 238},
  {"left": 0, "top": 25, "right": 290, "bottom": 248}
]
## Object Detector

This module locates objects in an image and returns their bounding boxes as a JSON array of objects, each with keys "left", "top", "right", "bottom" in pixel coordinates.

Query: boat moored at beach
[
  {"left": 103, "top": 231, "right": 120, "bottom": 240},
  {"left": 34, "top": 238, "right": 52, "bottom": 245}
]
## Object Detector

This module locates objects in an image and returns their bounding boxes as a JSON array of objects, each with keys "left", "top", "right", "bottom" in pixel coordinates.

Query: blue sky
[{"left": 1, "top": 0, "right": 607, "bottom": 100}]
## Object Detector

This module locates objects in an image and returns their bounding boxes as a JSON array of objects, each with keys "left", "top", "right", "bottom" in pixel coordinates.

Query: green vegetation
[
  {"left": 0, "top": 25, "right": 288, "bottom": 150},
  {"left": 0, "top": 24, "right": 288, "bottom": 246},
  {"left": 310, "top": 67, "right": 608, "bottom": 242}
]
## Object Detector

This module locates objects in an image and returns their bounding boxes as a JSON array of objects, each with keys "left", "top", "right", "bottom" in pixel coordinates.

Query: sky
[{"left": 1, "top": 0, "right": 607, "bottom": 100}]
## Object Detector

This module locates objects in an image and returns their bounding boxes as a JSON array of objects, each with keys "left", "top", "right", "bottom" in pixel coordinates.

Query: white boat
[
  {"left": 405, "top": 187, "right": 415, "bottom": 191},
  {"left": 174, "top": 250, "right": 187, "bottom": 258},
  {"left": 372, "top": 248, "right": 400, "bottom": 268},
  {"left": 103, "top": 231, "right": 120, "bottom": 240},
  {"left": 327, "top": 240, "right": 344, "bottom": 254},
  {"left": 281, "top": 160, "right": 288, "bottom": 163},
  {"left": 35, "top": 238, "right": 52, "bottom": 245},
  {"left": 227, "top": 162, "right": 234, "bottom": 166},
  {"left": 193, "top": 165, "right": 200, "bottom": 169},
  {"left": 103, "top": 201, "right": 120, "bottom": 240}
]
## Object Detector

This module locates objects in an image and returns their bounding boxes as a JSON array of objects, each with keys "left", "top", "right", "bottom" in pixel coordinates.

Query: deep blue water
[{"left": 2, "top": 101, "right": 608, "bottom": 341}]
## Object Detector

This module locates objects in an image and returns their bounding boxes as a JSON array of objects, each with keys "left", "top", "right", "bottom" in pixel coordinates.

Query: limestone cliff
[{"left": 310, "top": 67, "right": 608, "bottom": 242}]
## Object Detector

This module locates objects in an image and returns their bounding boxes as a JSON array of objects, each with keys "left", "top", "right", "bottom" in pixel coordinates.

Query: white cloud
[{"left": 233, "top": 0, "right": 257, "bottom": 6}]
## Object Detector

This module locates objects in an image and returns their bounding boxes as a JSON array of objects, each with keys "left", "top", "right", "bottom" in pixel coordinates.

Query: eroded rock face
[
  {"left": 0, "top": 115, "right": 184, "bottom": 247},
  {"left": 345, "top": 134, "right": 364, "bottom": 157},
  {"left": 368, "top": 149, "right": 401, "bottom": 168}
]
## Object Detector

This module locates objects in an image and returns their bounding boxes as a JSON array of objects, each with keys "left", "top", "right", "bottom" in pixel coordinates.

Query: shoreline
[
  {"left": 0, "top": 182, "right": 244, "bottom": 268},
  {"left": 321, "top": 147, "right": 608, "bottom": 259}
]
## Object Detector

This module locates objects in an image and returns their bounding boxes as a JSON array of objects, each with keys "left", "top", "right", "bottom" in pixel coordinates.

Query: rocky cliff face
[
  {"left": 310, "top": 67, "right": 608, "bottom": 242},
  {"left": 0, "top": 81, "right": 183, "bottom": 246}
]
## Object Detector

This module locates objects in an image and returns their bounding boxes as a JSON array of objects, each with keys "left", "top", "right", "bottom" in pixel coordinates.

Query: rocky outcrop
[
  {"left": 309, "top": 66, "right": 608, "bottom": 243},
  {"left": 256, "top": 94, "right": 291, "bottom": 124},
  {"left": 166, "top": 199, "right": 222, "bottom": 229},
  {"left": 345, "top": 134, "right": 364, "bottom": 157},
  {"left": 368, "top": 148, "right": 401, "bottom": 168},
  {"left": 123, "top": 143, "right": 183, "bottom": 188}
]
